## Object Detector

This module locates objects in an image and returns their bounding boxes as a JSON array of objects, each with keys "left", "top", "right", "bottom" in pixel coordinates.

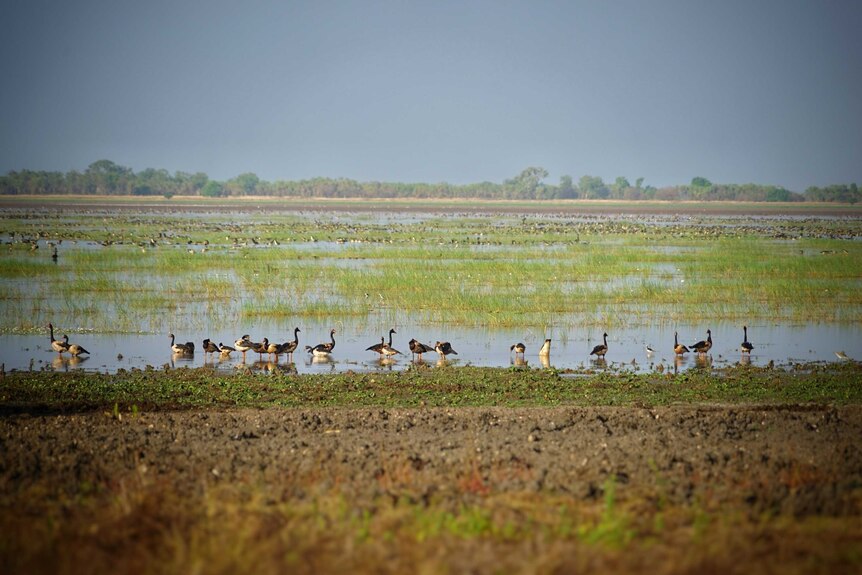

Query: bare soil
[{"left": 3, "top": 405, "right": 860, "bottom": 516}]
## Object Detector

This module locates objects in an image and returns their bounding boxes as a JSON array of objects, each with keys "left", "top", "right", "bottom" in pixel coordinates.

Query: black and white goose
[
  {"left": 202, "top": 338, "right": 220, "bottom": 356},
  {"left": 409, "top": 339, "right": 435, "bottom": 361},
  {"left": 590, "top": 333, "right": 608, "bottom": 359},
  {"left": 691, "top": 329, "right": 712, "bottom": 355},
  {"left": 218, "top": 342, "right": 235, "bottom": 357},
  {"left": 510, "top": 342, "right": 526, "bottom": 356},
  {"left": 170, "top": 333, "right": 195, "bottom": 354},
  {"left": 367, "top": 328, "right": 397, "bottom": 355},
  {"left": 234, "top": 335, "right": 253, "bottom": 361},
  {"left": 266, "top": 339, "right": 284, "bottom": 360},
  {"left": 674, "top": 332, "right": 689, "bottom": 356},
  {"left": 435, "top": 341, "right": 457, "bottom": 359},
  {"left": 48, "top": 323, "right": 67, "bottom": 355},
  {"left": 250, "top": 337, "right": 269, "bottom": 360},
  {"left": 281, "top": 327, "right": 301, "bottom": 359},
  {"left": 306, "top": 329, "right": 336, "bottom": 357},
  {"left": 740, "top": 326, "right": 754, "bottom": 354},
  {"left": 62, "top": 334, "right": 89, "bottom": 357}
]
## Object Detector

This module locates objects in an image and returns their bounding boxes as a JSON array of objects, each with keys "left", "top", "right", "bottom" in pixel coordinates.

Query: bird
[
  {"left": 202, "top": 338, "right": 220, "bottom": 356},
  {"left": 170, "top": 333, "right": 195, "bottom": 354},
  {"left": 435, "top": 341, "right": 457, "bottom": 359},
  {"left": 266, "top": 339, "right": 284, "bottom": 361},
  {"left": 381, "top": 342, "right": 402, "bottom": 357},
  {"left": 408, "top": 339, "right": 435, "bottom": 361},
  {"left": 234, "top": 335, "right": 253, "bottom": 361},
  {"left": 47, "top": 323, "right": 68, "bottom": 355},
  {"left": 539, "top": 339, "right": 551, "bottom": 356},
  {"left": 250, "top": 337, "right": 269, "bottom": 360},
  {"left": 590, "top": 332, "right": 609, "bottom": 358},
  {"left": 740, "top": 326, "right": 754, "bottom": 354},
  {"left": 218, "top": 342, "right": 235, "bottom": 357},
  {"left": 306, "top": 329, "right": 336, "bottom": 357},
  {"left": 367, "top": 328, "right": 397, "bottom": 355},
  {"left": 691, "top": 329, "right": 713, "bottom": 355},
  {"left": 510, "top": 342, "right": 526, "bottom": 356},
  {"left": 281, "top": 327, "right": 301, "bottom": 359},
  {"left": 645, "top": 344, "right": 655, "bottom": 355},
  {"left": 674, "top": 332, "right": 689, "bottom": 356},
  {"left": 835, "top": 351, "right": 850, "bottom": 360},
  {"left": 62, "top": 334, "right": 90, "bottom": 357}
]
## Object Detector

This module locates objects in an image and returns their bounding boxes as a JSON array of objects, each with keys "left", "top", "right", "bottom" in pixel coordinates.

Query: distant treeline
[{"left": 1, "top": 160, "right": 859, "bottom": 203}]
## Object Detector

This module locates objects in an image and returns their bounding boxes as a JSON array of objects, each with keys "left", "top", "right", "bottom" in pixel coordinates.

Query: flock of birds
[
  {"left": 165, "top": 328, "right": 460, "bottom": 363},
  {"left": 47, "top": 323, "right": 90, "bottom": 357},
  {"left": 46, "top": 322, "right": 770, "bottom": 366}
]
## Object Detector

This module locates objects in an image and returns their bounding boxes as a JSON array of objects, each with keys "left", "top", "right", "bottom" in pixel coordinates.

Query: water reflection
[
  {"left": 51, "top": 355, "right": 90, "bottom": 371},
  {"left": 590, "top": 357, "right": 608, "bottom": 370}
]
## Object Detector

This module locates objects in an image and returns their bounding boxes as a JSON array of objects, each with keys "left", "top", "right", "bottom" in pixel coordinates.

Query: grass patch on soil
[
  {"left": 2, "top": 361, "right": 860, "bottom": 412},
  {"left": 2, "top": 477, "right": 859, "bottom": 575}
]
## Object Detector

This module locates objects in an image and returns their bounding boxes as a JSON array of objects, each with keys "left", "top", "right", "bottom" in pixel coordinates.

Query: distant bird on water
[
  {"left": 367, "top": 328, "right": 397, "bottom": 355},
  {"left": 281, "top": 327, "right": 301, "bottom": 360},
  {"left": 170, "top": 333, "right": 195, "bottom": 354},
  {"left": 691, "top": 329, "right": 713, "bottom": 355},
  {"left": 409, "top": 339, "right": 435, "bottom": 361},
  {"left": 740, "top": 326, "right": 754, "bottom": 354},
  {"left": 62, "top": 334, "right": 90, "bottom": 357},
  {"left": 539, "top": 339, "right": 551, "bottom": 356},
  {"left": 435, "top": 341, "right": 457, "bottom": 359},
  {"left": 510, "top": 342, "right": 526, "bottom": 356},
  {"left": 307, "top": 329, "right": 336, "bottom": 357},
  {"left": 234, "top": 335, "right": 253, "bottom": 361},
  {"left": 590, "top": 332, "right": 609, "bottom": 359},
  {"left": 202, "top": 338, "right": 220, "bottom": 356},
  {"left": 48, "top": 323, "right": 67, "bottom": 355},
  {"left": 673, "top": 332, "right": 689, "bottom": 356}
]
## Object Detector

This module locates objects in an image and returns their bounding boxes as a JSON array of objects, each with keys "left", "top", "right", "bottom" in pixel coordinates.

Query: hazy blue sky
[{"left": 1, "top": 0, "right": 860, "bottom": 191}]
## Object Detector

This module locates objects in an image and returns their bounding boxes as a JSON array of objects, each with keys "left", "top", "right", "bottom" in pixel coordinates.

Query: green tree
[
  {"left": 230, "top": 172, "right": 260, "bottom": 196},
  {"left": 691, "top": 176, "right": 712, "bottom": 187},
  {"left": 578, "top": 175, "right": 609, "bottom": 199},
  {"left": 200, "top": 181, "right": 225, "bottom": 198},
  {"left": 505, "top": 167, "right": 548, "bottom": 199},
  {"left": 86, "top": 160, "right": 133, "bottom": 194},
  {"left": 558, "top": 175, "right": 577, "bottom": 199}
]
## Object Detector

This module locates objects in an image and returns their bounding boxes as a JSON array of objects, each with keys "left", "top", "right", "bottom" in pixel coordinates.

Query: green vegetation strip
[{"left": 2, "top": 362, "right": 860, "bottom": 412}]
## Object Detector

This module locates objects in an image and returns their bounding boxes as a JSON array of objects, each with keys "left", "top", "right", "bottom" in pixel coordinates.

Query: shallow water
[{"left": 2, "top": 321, "right": 857, "bottom": 375}]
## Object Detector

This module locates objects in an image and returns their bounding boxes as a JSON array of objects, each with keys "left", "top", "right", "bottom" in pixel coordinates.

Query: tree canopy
[{"left": 1, "top": 160, "right": 856, "bottom": 203}]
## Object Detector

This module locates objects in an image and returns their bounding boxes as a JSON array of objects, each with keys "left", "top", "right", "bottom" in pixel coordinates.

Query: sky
[{"left": 1, "top": 0, "right": 860, "bottom": 191}]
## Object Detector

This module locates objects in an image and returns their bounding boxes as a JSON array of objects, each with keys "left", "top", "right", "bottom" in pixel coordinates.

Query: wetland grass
[
  {"left": 2, "top": 204, "right": 861, "bottom": 334},
  {"left": 3, "top": 361, "right": 861, "bottom": 409}
]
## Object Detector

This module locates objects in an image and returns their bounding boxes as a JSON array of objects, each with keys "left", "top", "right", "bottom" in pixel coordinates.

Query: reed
[{"left": 2, "top": 204, "right": 861, "bottom": 334}]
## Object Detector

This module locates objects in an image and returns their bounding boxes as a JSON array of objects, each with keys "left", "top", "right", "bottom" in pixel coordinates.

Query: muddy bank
[{"left": 2, "top": 405, "right": 860, "bottom": 515}]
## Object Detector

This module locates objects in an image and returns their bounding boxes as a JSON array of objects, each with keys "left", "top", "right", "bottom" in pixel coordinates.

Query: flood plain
[{"left": 1, "top": 198, "right": 860, "bottom": 374}]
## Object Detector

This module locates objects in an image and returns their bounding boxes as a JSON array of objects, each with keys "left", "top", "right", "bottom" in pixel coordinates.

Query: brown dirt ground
[{"left": 2, "top": 405, "right": 860, "bottom": 516}]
